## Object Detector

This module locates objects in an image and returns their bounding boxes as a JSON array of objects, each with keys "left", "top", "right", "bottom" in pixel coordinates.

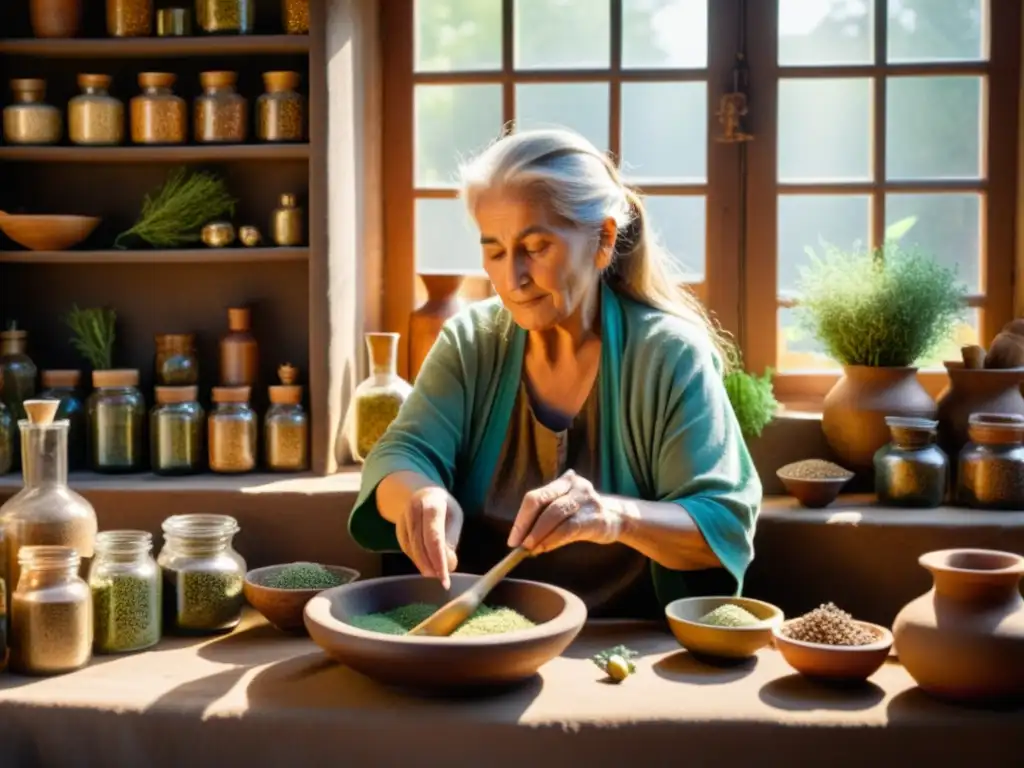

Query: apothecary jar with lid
[{"left": 69, "top": 74, "right": 124, "bottom": 146}]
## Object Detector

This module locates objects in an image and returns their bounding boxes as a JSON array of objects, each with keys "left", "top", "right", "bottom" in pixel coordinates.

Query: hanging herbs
[
  {"left": 65, "top": 305, "right": 117, "bottom": 371},
  {"left": 114, "top": 167, "right": 236, "bottom": 249}
]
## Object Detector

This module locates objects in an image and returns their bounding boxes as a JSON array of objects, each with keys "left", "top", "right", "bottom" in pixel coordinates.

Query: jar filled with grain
[
  {"left": 88, "top": 530, "right": 160, "bottom": 654},
  {"left": 154, "top": 333, "right": 198, "bottom": 386},
  {"left": 958, "top": 413, "right": 1024, "bottom": 510},
  {"left": 195, "top": 0, "right": 255, "bottom": 34},
  {"left": 68, "top": 74, "right": 124, "bottom": 146},
  {"left": 3, "top": 79, "right": 61, "bottom": 146},
  {"left": 265, "top": 364, "right": 308, "bottom": 472},
  {"left": 256, "top": 71, "right": 305, "bottom": 142},
  {"left": 194, "top": 70, "right": 248, "bottom": 143},
  {"left": 130, "top": 72, "right": 187, "bottom": 145},
  {"left": 157, "top": 513, "right": 246, "bottom": 634},
  {"left": 150, "top": 386, "right": 204, "bottom": 476},
  {"left": 282, "top": 0, "right": 309, "bottom": 34},
  {"left": 39, "top": 369, "right": 87, "bottom": 473},
  {"left": 208, "top": 386, "right": 257, "bottom": 473},
  {"left": 88, "top": 369, "right": 146, "bottom": 474},
  {"left": 874, "top": 417, "right": 948, "bottom": 508},
  {"left": 346, "top": 333, "right": 412, "bottom": 463},
  {"left": 107, "top": 0, "right": 153, "bottom": 37}
]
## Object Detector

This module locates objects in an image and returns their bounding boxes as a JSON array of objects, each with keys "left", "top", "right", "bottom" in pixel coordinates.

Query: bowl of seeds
[
  {"left": 773, "top": 602, "right": 893, "bottom": 683},
  {"left": 776, "top": 459, "right": 855, "bottom": 508},
  {"left": 303, "top": 573, "right": 587, "bottom": 692},
  {"left": 665, "top": 596, "right": 784, "bottom": 662},
  {"left": 244, "top": 562, "right": 360, "bottom": 633}
]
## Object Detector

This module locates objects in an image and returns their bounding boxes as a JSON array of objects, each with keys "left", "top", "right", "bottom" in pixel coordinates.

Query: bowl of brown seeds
[
  {"left": 772, "top": 602, "right": 893, "bottom": 683},
  {"left": 776, "top": 459, "right": 855, "bottom": 508}
]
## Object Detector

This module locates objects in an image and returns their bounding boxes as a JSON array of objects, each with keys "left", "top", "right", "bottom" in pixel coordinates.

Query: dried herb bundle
[
  {"left": 114, "top": 167, "right": 236, "bottom": 249},
  {"left": 65, "top": 305, "right": 116, "bottom": 370}
]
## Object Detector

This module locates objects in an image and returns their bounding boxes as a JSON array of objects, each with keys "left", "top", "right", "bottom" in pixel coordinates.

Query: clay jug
[
  {"left": 936, "top": 362, "right": 1024, "bottom": 470},
  {"left": 409, "top": 274, "right": 463, "bottom": 381},
  {"left": 30, "top": 0, "right": 83, "bottom": 38},
  {"left": 822, "top": 366, "right": 936, "bottom": 472},
  {"left": 893, "top": 549, "right": 1024, "bottom": 707}
]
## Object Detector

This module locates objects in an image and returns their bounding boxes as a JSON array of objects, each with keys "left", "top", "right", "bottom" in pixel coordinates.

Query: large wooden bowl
[
  {"left": 304, "top": 573, "right": 587, "bottom": 692},
  {"left": 0, "top": 214, "right": 101, "bottom": 251}
]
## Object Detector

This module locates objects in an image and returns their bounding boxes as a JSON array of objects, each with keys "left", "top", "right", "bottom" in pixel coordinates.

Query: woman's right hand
[{"left": 395, "top": 486, "right": 463, "bottom": 589}]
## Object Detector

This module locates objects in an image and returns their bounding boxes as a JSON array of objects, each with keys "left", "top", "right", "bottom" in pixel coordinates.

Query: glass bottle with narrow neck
[{"left": 347, "top": 333, "right": 412, "bottom": 463}]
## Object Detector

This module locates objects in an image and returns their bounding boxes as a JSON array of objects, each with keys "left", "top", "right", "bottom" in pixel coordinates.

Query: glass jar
[
  {"left": 874, "top": 417, "right": 948, "bottom": 508},
  {"left": 219, "top": 307, "right": 258, "bottom": 387},
  {"left": 347, "top": 333, "right": 412, "bottom": 463},
  {"left": 107, "top": 0, "right": 153, "bottom": 37},
  {"left": 154, "top": 333, "right": 198, "bottom": 386},
  {"left": 282, "top": 0, "right": 309, "bottom": 33},
  {"left": 265, "top": 364, "right": 308, "bottom": 472},
  {"left": 130, "top": 72, "right": 187, "bottom": 145},
  {"left": 150, "top": 386, "right": 204, "bottom": 476},
  {"left": 208, "top": 387, "right": 257, "bottom": 473},
  {"left": 256, "top": 71, "right": 305, "bottom": 142},
  {"left": 0, "top": 405, "right": 12, "bottom": 476},
  {"left": 194, "top": 71, "right": 248, "bottom": 143},
  {"left": 88, "top": 530, "right": 161, "bottom": 654},
  {"left": 88, "top": 369, "right": 145, "bottom": 474},
  {"left": 3, "top": 79, "right": 61, "bottom": 145},
  {"left": 157, "top": 514, "right": 246, "bottom": 634},
  {"left": 11, "top": 545, "right": 92, "bottom": 675},
  {"left": 196, "top": 0, "right": 255, "bottom": 34},
  {"left": 0, "top": 329, "right": 37, "bottom": 471},
  {"left": 958, "top": 413, "right": 1024, "bottom": 510},
  {"left": 270, "top": 193, "right": 304, "bottom": 246},
  {"left": 39, "top": 370, "right": 87, "bottom": 473},
  {"left": 68, "top": 74, "right": 124, "bottom": 146}
]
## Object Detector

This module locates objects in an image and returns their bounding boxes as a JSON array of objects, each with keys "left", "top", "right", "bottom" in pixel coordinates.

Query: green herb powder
[
  {"left": 262, "top": 563, "right": 348, "bottom": 590},
  {"left": 163, "top": 569, "right": 244, "bottom": 633},
  {"left": 92, "top": 574, "right": 161, "bottom": 653},
  {"left": 697, "top": 604, "right": 762, "bottom": 628},
  {"left": 349, "top": 602, "right": 536, "bottom": 637}
]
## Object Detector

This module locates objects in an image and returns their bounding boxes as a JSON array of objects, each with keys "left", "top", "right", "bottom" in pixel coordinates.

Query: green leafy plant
[
  {"left": 724, "top": 367, "right": 778, "bottom": 440},
  {"left": 795, "top": 241, "right": 966, "bottom": 368},
  {"left": 65, "top": 305, "right": 117, "bottom": 370},
  {"left": 114, "top": 167, "right": 236, "bottom": 249}
]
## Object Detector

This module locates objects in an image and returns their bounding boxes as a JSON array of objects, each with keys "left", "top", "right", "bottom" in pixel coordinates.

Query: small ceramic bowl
[
  {"left": 244, "top": 563, "right": 360, "bottom": 633},
  {"left": 665, "top": 596, "right": 784, "bottom": 661},
  {"left": 776, "top": 471, "right": 853, "bottom": 508},
  {"left": 773, "top": 619, "right": 893, "bottom": 683}
]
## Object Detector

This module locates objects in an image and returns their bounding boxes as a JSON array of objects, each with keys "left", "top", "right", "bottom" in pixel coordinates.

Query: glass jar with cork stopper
[
  {"left": 256, "top": 71, "right": 305, "bottom": 142},
  {"left": 88, "top": 369, "right": 146, "bottom": 474},
  {"left": 345, "top": 333, "right": 412, "bottom": 463},
  {"left": 219, "top": 307, "right": 258, "bottom": 387},
  {"left": 39, "top": 370, "right": 87, "bottom": 473},
  {"left": 150, "top": 386, "right": 205, "bottom": 476},
  {"left": 2, "top": 79, "right": 62, "bottom": 145},
  {"left": 194, "top": 71, "right": 248, "bottom": 144},
  {"left": 208, "top": 387, "right": 257, "bottom": 474},
  {"left": 130, "top": 72, "right": 187, "bottom": 145},
  {"left": 265, "top": 364, "right": 308, "bottom": 472},
  {"left": 68, "top": 74, "right": 124, "bottom": 146}
]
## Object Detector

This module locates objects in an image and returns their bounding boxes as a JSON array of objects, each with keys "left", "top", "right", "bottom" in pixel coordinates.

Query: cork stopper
[
  {"left": 200, "top": 71, "right": 238, "bottom": 89},
  {"left": 93, "top": 369, "right": 140, "bottom": 388},
  {"left": 269, "top": 363, "right": 303, "bottom": 405},
  {"left": 78, "top": 74, "right": 112, "bottom": 90},
  {"left": 155, "top": 386, "right": 199, "bottom": 405},
  {"left": 212, "top": 386, "right": 251, "bottom": 404},
  {"left": 23, "top": 399, "right": 60, "bottom": 426},
  {"left": 227, "top": 307, "right": 251, "bottom": 332},
  {"left": 138, "top": 72, "right": 176, "bottom": 89},
  {"left": 263, "top": 71, "right": 301, "bottom": 92},
  {"left": 41, "top": 369, "right": 82, "bottom": 389},
  {"left": 0, "top": 328, "right": 27, "bottom": 342}
]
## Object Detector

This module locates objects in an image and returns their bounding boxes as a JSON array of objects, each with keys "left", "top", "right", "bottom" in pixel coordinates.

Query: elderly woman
[{"left": 349, "top": 128, "right": 761, "bottom": 618}]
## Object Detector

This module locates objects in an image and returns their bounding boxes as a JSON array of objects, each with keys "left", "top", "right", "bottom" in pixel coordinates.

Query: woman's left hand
[{"left": 507, "top": 470, "right": 625, "bottom": 554}]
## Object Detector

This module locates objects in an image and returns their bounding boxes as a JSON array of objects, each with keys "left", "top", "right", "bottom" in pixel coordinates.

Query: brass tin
[
  {"left": 202, "top": 221, "right": 236, "bottom": 247},
  {"left": 239, "top": 226, "right": 262, "bottom": 247}
]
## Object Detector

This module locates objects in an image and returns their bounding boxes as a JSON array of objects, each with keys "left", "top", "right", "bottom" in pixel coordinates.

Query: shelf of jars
[
  {"left": 0, "top": 35, "right": 310, "bottom": 57},
  {"left": 0, "top": 144, "right": 310, "bottom": 161},
  {"left": 0, "top": 247, "right": 309, "bottom": 264}
]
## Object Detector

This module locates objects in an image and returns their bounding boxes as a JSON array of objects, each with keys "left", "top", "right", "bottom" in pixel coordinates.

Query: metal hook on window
[{"left": 716, "top": 53, "right": 754, "bottom": 144}]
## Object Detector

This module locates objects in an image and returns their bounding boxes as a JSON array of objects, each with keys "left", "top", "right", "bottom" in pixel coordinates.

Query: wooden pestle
[{"left": 23, "top": 399, "right": 60, "bottom": 426}]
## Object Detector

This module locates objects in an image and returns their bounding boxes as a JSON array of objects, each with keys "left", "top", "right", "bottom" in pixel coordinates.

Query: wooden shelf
[
  {"left": 0, "top": 144, "right": 310, "bottom": 163},
  {"left": 0, "top": 247, "right": 309, "bottom": 264},
  {"left": 0, "top": 35, "right": 310, "bottom": 58}
]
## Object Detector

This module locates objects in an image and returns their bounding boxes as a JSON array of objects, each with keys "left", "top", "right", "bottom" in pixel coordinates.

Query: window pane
[
  {"left": 415, "top": 84, "right": 502, "bottom": 188},
  {"left": 415, "top": 198, "right": 482, "bottom": 275},
  {"left": 887, "top": 0, "right": 987, "bottom": 63},
  {"left": 623, "top": 0, "right": 707, "bottom": 69},
  {"left": 777, "top": 194, "right": 871, "bottom": 298},
  {"left": 778, "top": 0, "right": 873, "bottom": 66},
  {"left": 778, "top": 78, "right": 872, "bottom": 182},
  {"left": 515, "top": 83, "right": 610, "bottom": 152},
  {"left": 514, "top": 0, "right": 610, "bottom": 70},
  {"left": 886, "top": 76, "right": 983, "bottom": 181},
  {"left": 642, "top": 195, "right": 706, "bottom": 282},
  {"left": 621, "top": 82, "right": 707, "bottom": 183},
  {"left": 778, "top": 306, "right": 839, "bottom": 372},
  {"left": 918, "top": 309, "right": 981, "bottom": 370},
  {"left": 414, "top": 0, "right": 502, "bottom": 72},
  {"left": 885, "top": 193, "right": 982, "bottom": 293}
]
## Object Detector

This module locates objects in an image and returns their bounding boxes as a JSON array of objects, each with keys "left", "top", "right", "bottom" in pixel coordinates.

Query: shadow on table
[
  {"left": 653, "top": 651, "right": 759, "bottom": 685},
  {"left": 886, "top": 686, "right": 1024, "bottom": 720},
  {"left": 558, "top": 620, "right": 671, "bottom": 661},
  {"left": 0, "top": 649, "right": 129, "bottom": 692},
  {"left": 758, "top": 674, "right": 885, "bottom": 712}
]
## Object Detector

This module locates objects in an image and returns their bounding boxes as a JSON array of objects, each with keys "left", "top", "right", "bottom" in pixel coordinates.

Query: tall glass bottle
[{"left": 346, "top": 333, "right": 412, "bottom": 463}]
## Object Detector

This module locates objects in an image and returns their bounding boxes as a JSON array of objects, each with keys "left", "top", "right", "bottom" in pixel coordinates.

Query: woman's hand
[
  {"left": 507, "top": 470, "right": 625, "bottom": 554},
  {"left": 395, "top": 486, "right": 463, "bottom": 589}
]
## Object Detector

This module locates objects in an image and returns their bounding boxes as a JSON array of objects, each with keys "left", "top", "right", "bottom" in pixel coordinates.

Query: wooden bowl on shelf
[
  {"left": 0, "top": 213, "right": 101, "bottom": 251},
  {"left": 244, "top": 563, "right": 361, "bottom": 633},
  {"left": 773, "top": 620, "right": 893, "bottom": 683},
  {"left": 776, "top": 471, "right": 853, "bottom": 508},
  {"left": 665, "top": 596, "right": 784, "bottom": 662}
]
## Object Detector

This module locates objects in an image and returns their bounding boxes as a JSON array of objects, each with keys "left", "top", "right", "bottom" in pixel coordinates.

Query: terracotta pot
[
  {"left": 409, "top": 274, "right": 464, "bottom": 380},
  {"left": 936, "top": 363, "right": 1024, "bottom": 466},
  {"left": 893, "top": 549, "right": 1024, "bottom": 706},
  {"left": 30, "top": 0, "right": 83, "bottom": 38},
  {"left": 821, "top": 366, "right": 936, "bottom": 472}
]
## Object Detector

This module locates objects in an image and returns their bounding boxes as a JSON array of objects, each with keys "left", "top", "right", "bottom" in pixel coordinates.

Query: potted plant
[{"left": 796, "top": 240, "right": 965, "bottom": 471}]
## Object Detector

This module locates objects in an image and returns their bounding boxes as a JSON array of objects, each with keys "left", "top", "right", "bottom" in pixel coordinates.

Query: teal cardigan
[{"left": 349, "top": 282, "right": 762, "bottom": 604}]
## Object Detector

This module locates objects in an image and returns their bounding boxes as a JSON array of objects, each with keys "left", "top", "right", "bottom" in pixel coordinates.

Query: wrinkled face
[{"left": 473, "top": 188, "right": 614, "bottom": 331}]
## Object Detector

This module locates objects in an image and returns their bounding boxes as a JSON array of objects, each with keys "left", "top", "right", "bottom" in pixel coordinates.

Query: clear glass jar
[
  {"left": 194, "top": 70, "right": 248, "bottom": 143},
  {"left": 88, "top": 369, "right": 146, "bottom": 474},
  {"left": 256, "top": 71, "right": 305, "bottom": 142},
  {"left": 39, "top": 370, "right": 87, "bottom": 473},
  {"left": 265, "top": 364, "right": 308, "bottom": 472},
  {"left": 88, "top": 530, "right": 161, "bottom": 654},
  {"left": 346, "top": 333, "right": 412, "bottom": 463},
  {"left": 157, "top": 514, "right": 246, "bottom": 634},
  {"left": 11, "top": 545, "right": 92, "bottom": 675},
  {"left": 208, "top": 386, "right": 257, "bottom": 473},
  {"left": 0, "top": 405, "right": 12, "bottom": 476},
  {"left": 130, "top": 72, "right": 186, "bottom": 145},
  {"left": 3, "top": 79, "right": 61, "bottom": 145},
  {"left": 874, "top": 417, "right": 948, "bottom": 508},
  {"left": 150, "top": 386, "right": 204, "bottom": 476},
  {"left": 107, "top": 0, "right": 153, "bottom": 36},
  {"left": 196, "top": 0, "right": 255, "bottom": 34},
  {"left": 958, "top": 413, "right": 1024, "bottom": 510},
  {"left": 1, "top": 328, "right": 38, "bottom": 470},
  {"left": 68, "top": 73, "right": 124, "bottom": 146},
  {"left": 282, "top": 0, "right": 309, "bottom": 33},
  {"left": 155, "top": 333, "right": 198, "bottom": 386}
]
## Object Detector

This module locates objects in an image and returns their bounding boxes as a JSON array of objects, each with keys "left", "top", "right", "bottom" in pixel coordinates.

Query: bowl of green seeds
[
  {"left": 665, "top": 596, "right": 784, "bottom": 662},
  {"left": 244, "top": 562, "right": 361, "bottom": 633}
]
